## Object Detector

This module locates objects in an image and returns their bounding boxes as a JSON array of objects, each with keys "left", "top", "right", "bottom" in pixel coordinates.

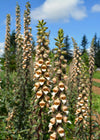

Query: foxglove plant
[
  {"left": 8, "top": 2, "right": 33, "bottom": 138},
  {"left": 4, "top": 14, "right": 11, "bottom": 89},
  {"left": 6, "top": 2, "right": 33, "bottom": 138},
  {"left": 30, "top": 20, "right": 51, "bottom": 139},
  {"left": 23, "top": 2, "right": 32, "bottom": 71},
  {"left": 48, "top": 29, "right": 70, "bottom": 140},
  {"left": 16, "top": 2, "right": 33, "bottom": 137},
  {"left": 68, "top": 38, "right": 82, "bottom": 130},
  {"left": 89, "top": 38, "right": 95, "bottom": 140},
  {"left": 75, "top": 61, "right": 89, "bottom": 139},
  {"left": 5, "top": 34, "right": 24, "bottom": 138},
  {"left": 6, "top": 4, "right": 23, "bottom": 138},
  {"left": 15, "top": 3, "right": 21, "bottom": 73},
  {"left": 71, "top": 38, "right": 82, "bottom": 94}
]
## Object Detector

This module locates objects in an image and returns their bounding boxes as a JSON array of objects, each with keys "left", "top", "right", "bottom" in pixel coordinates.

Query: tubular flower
[
  {"left": 30, "top": 20, "right": 51, "bottom": 139},
  {"left": 4, "top": 14, "right": 11, "bottom": 88},
  {"left": 32, "top": 20, "right": 51, "bottom": 108},
  {"left": 75, "top": 61, "right": 90, "bottom": 138},
  {"left": 22, "top": 2, "right": 32, "bottom": 70},
  {"left": 49, "top": 29, "right": 70, "bottom": 139}
]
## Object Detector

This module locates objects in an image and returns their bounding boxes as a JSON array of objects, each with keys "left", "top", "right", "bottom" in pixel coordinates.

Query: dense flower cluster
[
  {"left": 89, "top": 38, "right": 95, "bottom": 75},
  {"left": 15, "top": 3, "right": 22, "bottom": 72},
  {"left": 4, "top": 14, "right": 11, "bottom": 87},
  {"left": 22, "top": 2, "right": 32, "bottom": 70},
  {"left": 49, "top": 29, "right": 70, "bottom": 140},
  {"left": 15, "top": 4, "right": 21, "bottom": 40},
  {"left": 75, "top": 62, "right": 89, "bottom": 127},
  {"left": 70, "top": 38, "right": 82, "bottom": 88},
  {"left": 3, "top": 2, "right": 97, "bottom": 139},
  {"left": 33, "top": 20, "right": 51, "bottom": 108}
]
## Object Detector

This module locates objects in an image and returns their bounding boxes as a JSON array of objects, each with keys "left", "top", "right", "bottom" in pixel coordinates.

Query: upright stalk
[
  {"left": 30, "top": 20, "right": 51, "bottom": 139},
  {"left": 4, "top": 14, "right": 11, "bottom": 89},
  {"left": 89, "top": 38, "right": 95, "bottom": 140},
  {"left": 49, "top": 29, "right": 69, "bottom": 140}
]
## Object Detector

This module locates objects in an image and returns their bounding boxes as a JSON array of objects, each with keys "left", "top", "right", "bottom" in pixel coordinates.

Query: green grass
[
  {"left": 92, "top": 93, "right": 100, "bottom": 114},
  {"left": 93, "top": 71, "right": 100, "bottom": 79},
  {"left": 93, "top": 81, "right": 100, "bottom": 88}
]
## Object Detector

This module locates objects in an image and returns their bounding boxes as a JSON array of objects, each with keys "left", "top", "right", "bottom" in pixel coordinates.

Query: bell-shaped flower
[
  {"left": 41, "top": 65, "right": 47, "bottom": 72},
  {"left": 39, "top": 77, "right": 45, "bottom": 85},
  {"left": 50, "top": 132, "right": 56, "bottom": 140},
  {"left": 39, "top": 100, "right": 45, "bottom": 108},
  {"left": 52, "top": 86, "right": 58, "bottom": 96},
  {"left": 59, "top": 82, "right": 65, "bottom": 91},
  {"left": 60, "top": 94, "right": 66, "bottom": 104},
  {"left": 56, "top": 113, "right": 63, "bottom": 123},
  {"left": 36, "top": 90, "right": 43, "bottom": 99},
  {"left": 53, "top": 98, "right": 60, "bottom": 109},
  {"left": 57, "top": 127, "right": 64, "bottom": 137},
  {"left": 42, "top": 86, "right": 49, "bottom": 95},
  {"left": 45, "top": 72, "right": 50, "bottom": 80},
  {"left": 38, "top": 59, "right": 43, "bottom": 66}
]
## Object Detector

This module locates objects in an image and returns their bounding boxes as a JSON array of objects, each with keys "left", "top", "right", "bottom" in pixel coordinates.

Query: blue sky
[{"left": 0, "top": 0, "right": 100, "bottom": 56}]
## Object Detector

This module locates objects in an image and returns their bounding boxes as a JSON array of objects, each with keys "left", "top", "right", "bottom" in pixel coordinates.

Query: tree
[
  {"left": 63, "top": 35, "right": 72, "bottom": 63},
  {"left": 81, "top": 35, "right": 88, "bottom": 54},
  {"left": 97, "top": 38, "right": 100, "bottom": 51},
  {"left": 9, "top": 30, "right": 16, "bottom": 72},
  {"left": 94, "top": 34, "right": 98, "bottom": 54},
  {"left": 94, "top": 34, "right": 100, "bottom": 67},
  {"left": 95, "top": 50, "right": 100, "bottom": 67}
]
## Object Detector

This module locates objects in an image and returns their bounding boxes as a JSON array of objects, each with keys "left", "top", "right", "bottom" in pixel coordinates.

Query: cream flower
[
  {"left": 53, "top": 98, "right": 60, "bottom": 109},
  {"left": 50, "top": 132, "right": 56, "bottom": 140},
  {"left": 39, "top": 100, "right": 45, "bottom": 108},
  {"left": 42, "top": 86, "right": 49, "bottom": 94},
  {"left": 59, "top": 82, "right": 65, "bottom": 91},
  {"left": 39, "top": 77, "right": 45, "bottom": 85},
  {"left": 57, "top": 127, "right": 64, "bottom": 137},
  {"left": 52, "top": 86, "right": 58, "bottom": 96},
  {"left": 36, "top": 90, "right": 43, "bottom": 99},
  {"left": 60, "top": 94, "right": 66, "bottom": 104},
  {"left": 56, "top": 113, "right": 62, "bottom": 123},
  {"left": 38, "top": 59, "right": 43, "bottom": 66},
  {"left": 41, "top": 65, "right": 47, "bottom": 72}
]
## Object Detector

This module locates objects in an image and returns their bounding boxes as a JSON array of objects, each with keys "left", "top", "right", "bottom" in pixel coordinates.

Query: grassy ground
[
  {"left": 92, "top": 70, "right": 100, "bottom": 114},
  {"left": 92, "top": 93, "right": 100, "bottom": 114},
  {"left": 93, "top": 71, "right": 100, "bottom": 79},
  {"left": 93, "top": 81, "right": 100, "bottom": 88}
]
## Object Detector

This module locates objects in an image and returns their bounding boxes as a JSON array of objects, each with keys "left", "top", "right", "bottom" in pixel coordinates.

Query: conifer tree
[
  {"left": 81, "top": 35, "right": 88, "bottom": 54},
  {"left": 63, "top": 35, "right": 72, "bottom": 62},
  {"left": 48, "top": 29, "right": 70, "bottom": 140},
  {"left": 30, "top": 20, "right": 51, "bottom": 140}
]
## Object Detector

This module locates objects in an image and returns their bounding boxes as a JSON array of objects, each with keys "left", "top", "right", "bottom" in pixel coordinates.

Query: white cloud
[
  {"left": 31, "top": 0, "right": 87, "bottom": 22},
  {"left": 92, "top": 4, "right": 100, "bottom": 12},
  {"left": 0, "top": 42, "right": 4, "bottom": 57}
]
